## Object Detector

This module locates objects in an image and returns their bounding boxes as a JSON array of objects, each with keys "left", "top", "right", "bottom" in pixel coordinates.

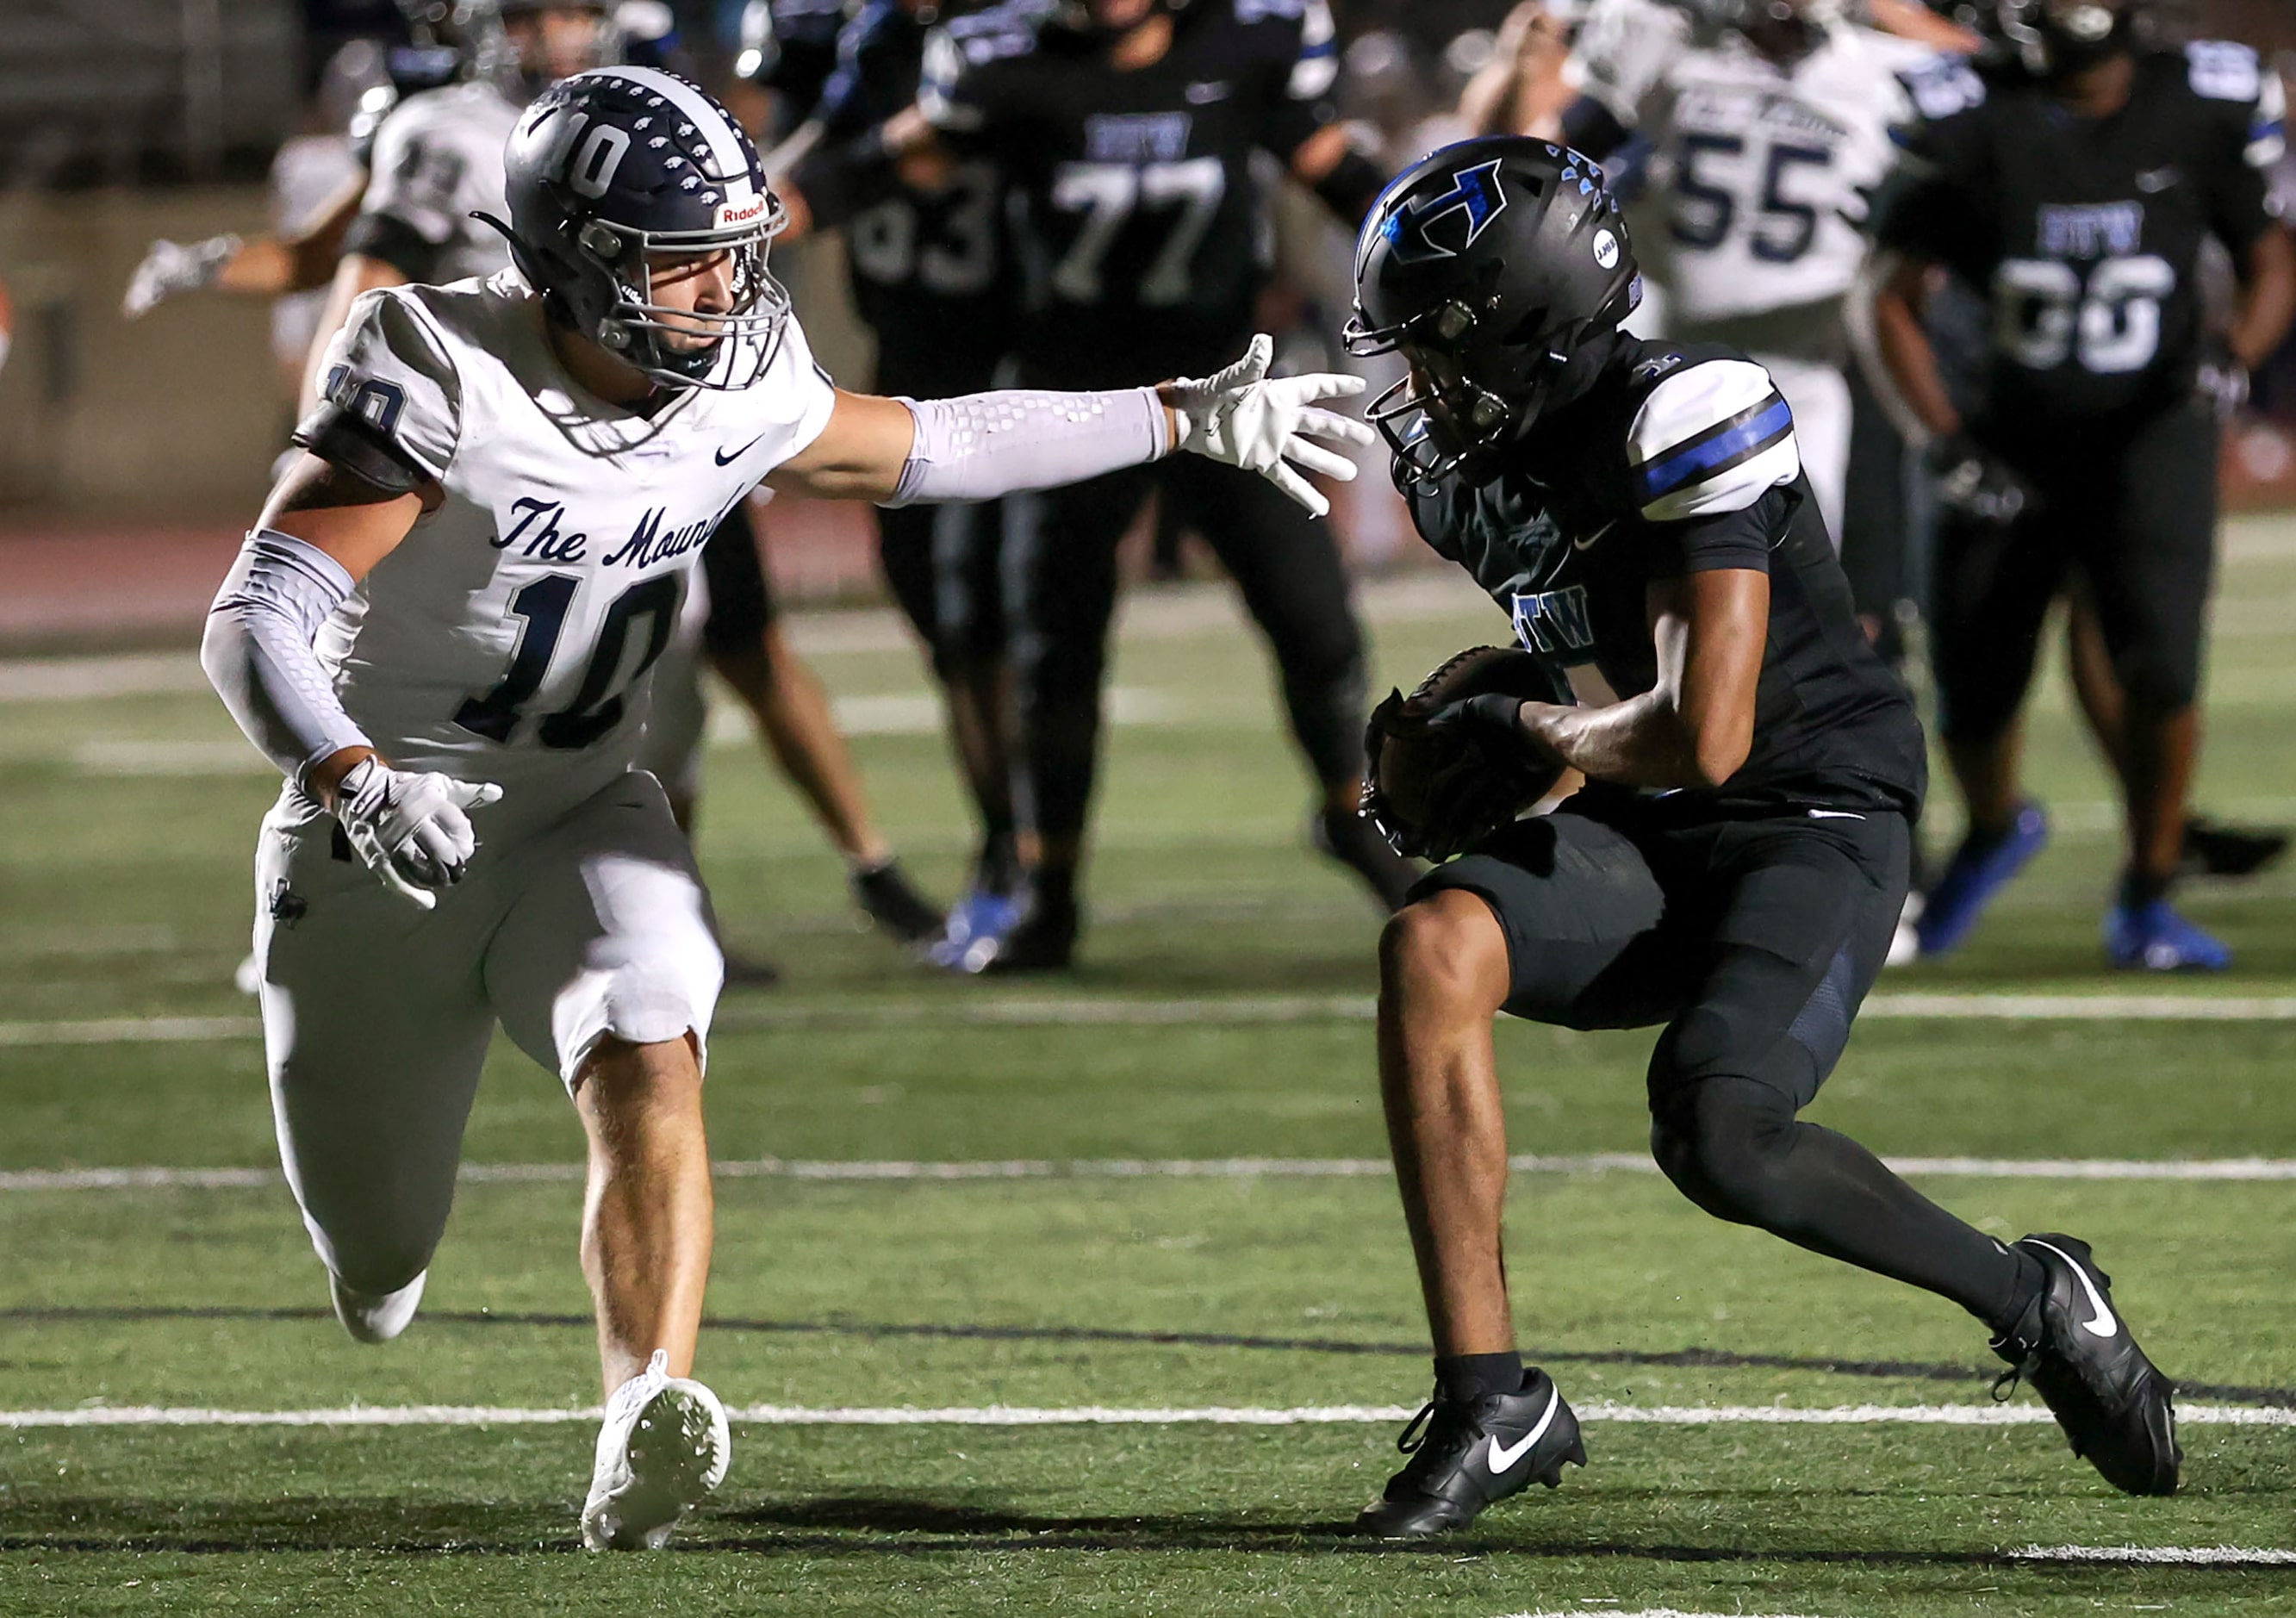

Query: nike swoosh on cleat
[
  {"left": 715, "top": 433, "right": 768, "bottom": 465},
  {"left": 2029, "top": 1238, "right": 2118, "bottom": 1336},
  {"left": 1486, "top": 1385, "right": 1561, "bottom": 1474}
]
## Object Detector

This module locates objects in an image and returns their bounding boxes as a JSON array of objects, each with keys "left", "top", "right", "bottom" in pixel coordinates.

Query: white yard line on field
[
  {"left": 9, "top": 989, "right": 2296, "bottom": 1053},
  {"left": 0, "top": 1402, "right": 2282, "bottom": 1430},
  {"left": 7, "top": 1153, "right": 2296, "bottom": 1194},
  {"left": 2015, "top": 1544, "right": 2296, "bottom": 1565}
]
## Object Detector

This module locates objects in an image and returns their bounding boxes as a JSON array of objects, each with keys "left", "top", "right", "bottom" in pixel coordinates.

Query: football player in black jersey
[
  {"left": 1868, "top": 1, "right": 2294, "bottom": 968},
  {"left": 781, "top": 0, "right": 1032, "bottom": 964},
  {"left": 1346, "top": 137, "right": 2179, "bottom": 1538},
  {"left": 787, "top": 0, "right": 1410, "bottom": 969}
]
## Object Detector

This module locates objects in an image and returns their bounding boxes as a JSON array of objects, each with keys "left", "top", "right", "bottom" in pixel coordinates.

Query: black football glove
[
  {"left": 1928, "top": 432, "right": 2038, "bottom": 528},
  {"left": 1416, "top": 694, "right": 1555, "bottom": 861}
]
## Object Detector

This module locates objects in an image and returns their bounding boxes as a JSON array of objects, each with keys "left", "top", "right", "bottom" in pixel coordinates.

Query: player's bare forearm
[
  {"left": 1865, "top": 253, "right": 1962, "bottom": 442},
  {"left": 1519, "top": 570, "right": 1764, "bottom": 790},
  {"left": 2229, "top": 224, "right": 2296, "bottom": 372},
  {"left": 1864, "top": 0, "right": 1982, "bottom": 50}
]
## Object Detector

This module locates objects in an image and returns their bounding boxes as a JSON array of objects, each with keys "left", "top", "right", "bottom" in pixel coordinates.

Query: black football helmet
[
  {"left": 1346, "top": 136, "right": 1641, "bottom": 491},
  {"left": 1982, "top": 0, "right": 2137, "bottom": 75},
  {"left": 487, "top": 66, "right": 793, "bottom": 390}
]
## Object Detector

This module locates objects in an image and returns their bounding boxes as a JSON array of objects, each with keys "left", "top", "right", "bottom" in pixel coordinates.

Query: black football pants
[
  {"left": 1001, "top": 451, "right": 1370, "bottom": 856},
  {"left": 1418, "top": 795, "right": 2029, "bottom": 1334},
  {"left": 1933, "top": 402, "right": 2218, "bottom": 744}
]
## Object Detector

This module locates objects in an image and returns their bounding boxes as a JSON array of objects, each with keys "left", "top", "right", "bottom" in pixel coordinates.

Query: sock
[
  {"left": 1989, "top": 1245, "right": 2049, "bottom": 1345},
  {"left": 1434, "top": 1351, "right": 1523, "bottom": 1404},
  {"left": 2119, "top": 868, "right": 2170, "bottom": 910}
]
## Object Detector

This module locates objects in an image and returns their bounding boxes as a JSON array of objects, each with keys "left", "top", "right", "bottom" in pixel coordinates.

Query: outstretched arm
[{"left": 766, "top": 334, "right": 1374, "bottom": 516}]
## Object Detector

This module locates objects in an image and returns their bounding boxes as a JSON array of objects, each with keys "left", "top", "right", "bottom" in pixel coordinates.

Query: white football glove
[
  {"left": 334, "top": 758, "right": 503, "bottom": 910},
  {"left": 122, "top": 234, "right": 241, "bottom": 319},
  {"left": 1166, "top": 333, "right": 1377, "bottom": 517}
]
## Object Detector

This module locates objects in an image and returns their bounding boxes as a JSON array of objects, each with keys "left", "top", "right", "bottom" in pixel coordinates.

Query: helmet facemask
[
  {"left": 1346, "top": 297, "right": 1569, "bottom": 491},
  {"left": 567, "top": 199, "right": 793, "bottom": 391}
]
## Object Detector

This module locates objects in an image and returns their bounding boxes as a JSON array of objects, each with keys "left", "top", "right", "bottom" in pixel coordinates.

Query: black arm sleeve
[
  {"left": 1310, "top": 147, "right": 1390, "bottom": 229},
  {"left": 290, "top": 401, "right": 432, "bottom": 496},
  {"left": 1559, "top": 95, "right": 1634, "bottom": 163},
  {"left": 339, "top": 211, "right": 444, "bottom": 285}
]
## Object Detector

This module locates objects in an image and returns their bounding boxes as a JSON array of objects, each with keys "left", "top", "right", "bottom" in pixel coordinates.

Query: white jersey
[
  {"left": 300, "top": 270, "right": 836, "bottom": 833},
  {"left": 355, "top": 81, "right": 522, "bottom": 284},
  {"left": 1570, "top": 0, "right": 1931, "bottom": 329}
]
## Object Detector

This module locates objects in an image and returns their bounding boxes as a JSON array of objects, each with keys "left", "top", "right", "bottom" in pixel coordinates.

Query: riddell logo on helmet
[{"left": 716, "top": 195, "right": 768, "bottom": 228}]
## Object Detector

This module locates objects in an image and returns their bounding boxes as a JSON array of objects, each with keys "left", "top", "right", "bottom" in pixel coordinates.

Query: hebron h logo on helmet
[{"left": 1380, "top": 159, "right": 1507, "bottom": 266}]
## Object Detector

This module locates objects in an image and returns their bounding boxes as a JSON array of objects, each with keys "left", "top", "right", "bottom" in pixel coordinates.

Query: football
[{"left": 1366, "top": 645, "right": 1574, "bottom": 858}]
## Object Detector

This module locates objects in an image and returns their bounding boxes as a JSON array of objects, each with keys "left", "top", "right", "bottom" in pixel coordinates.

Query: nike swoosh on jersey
[
  {"left": 2135, "top": 167, "right": 2181, "bottom": 192},
  {"left": 1806, "top": 809, "right": 1866, "bottom": 820},
  {"left": 2028, "top": 1238, "right": 2118, "bottom": 1337},
  {"left": 715, "top": 433, "right": 769, "bottom": 466},
  {"left": 1485, "top": 1385, "right": 1561, "bottom": 1475},
  {"left": 1571, "top": 520, "right": 1615, "bottom": 552},
  {"left": 1185, "top": 81, "right": 1231, "bottom": 103}
]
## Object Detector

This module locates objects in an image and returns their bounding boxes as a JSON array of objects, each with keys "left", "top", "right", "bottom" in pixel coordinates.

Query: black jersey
[
  {"left": 1407, "top": 335, "right": 1927, "bottom": 818},
  {"left": 1876, "top": 44, "right": 2284, "bottom": 433},
  {"left": 819, "top": 0, "right": 1013, "bottom": 381},
  {"left": 921, "top": 0, "right": 1342, "bottom": 383}
]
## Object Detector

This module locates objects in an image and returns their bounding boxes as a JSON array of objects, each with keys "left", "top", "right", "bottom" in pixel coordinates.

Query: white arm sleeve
[
  {"left": 885, "top": 388, "right": 1173, "bottom": 507},
  {"left": 201, "top": 530, "right": 371, "bottom": 786}
]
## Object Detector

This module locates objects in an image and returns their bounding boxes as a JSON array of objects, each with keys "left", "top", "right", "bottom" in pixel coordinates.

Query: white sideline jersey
[
  {"left": 1570, "top": 0, "right": 1932, "bottom": 325},
  {"left": 300, "top": 271, "right": 836, "bottom": 835},
  {"left": 356, "top": 81, "right": 522, "bottom": 283}
]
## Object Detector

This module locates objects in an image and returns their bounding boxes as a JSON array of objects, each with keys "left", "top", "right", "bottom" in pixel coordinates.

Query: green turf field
[{"left": 3, "top": 519, "right": 2294, "bottom": 1615}]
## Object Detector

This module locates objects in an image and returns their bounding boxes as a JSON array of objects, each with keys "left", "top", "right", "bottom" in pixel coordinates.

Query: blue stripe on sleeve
[{"left": 1636, "top": 397, "right": 1793, "bottom": 502}]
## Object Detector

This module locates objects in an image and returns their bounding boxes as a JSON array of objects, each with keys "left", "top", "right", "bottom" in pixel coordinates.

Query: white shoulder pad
[
  {"left": 313, "top": 288, "right": 464, "bottom": 482},
  {"left": 2246, "top": 56, "right": 2287, "bottom": 169},
  {"left": 1627, "top": 359, "right": 1799, "bottom": 522}
]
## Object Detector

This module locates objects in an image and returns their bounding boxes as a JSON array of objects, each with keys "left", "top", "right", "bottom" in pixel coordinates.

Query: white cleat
[
  {"left": 581, "top": 1349, "right": 731, "bottom": 1551},
  {"left": 328, "top": 1269, "right": 426, "bottom": 1344}
]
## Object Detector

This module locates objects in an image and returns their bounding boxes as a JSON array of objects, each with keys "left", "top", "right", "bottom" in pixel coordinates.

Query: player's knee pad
[{"left": 1646, "top": 1072, "right": 1800, "bottom": 1229}]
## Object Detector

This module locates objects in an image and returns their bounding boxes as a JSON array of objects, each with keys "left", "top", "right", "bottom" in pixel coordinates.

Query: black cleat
[
  {"left": 981, "top": 886, "right": 1080, "bottom": 974},
  {"left": 1313, "top": 806, "right": 1421, "bottom": 913},
  {"left": 2180, "top": 815, "right": 2289, "bottom": 880},
  {"left": 1993, "top": 1233, "right": 2181, "bottom": 1497},
  {"left": 1356, "top": 1369, "right": 1586, "bottom": 1539},
  {"left": 850, "top": 859, "right": 945, "bottom": 949}
]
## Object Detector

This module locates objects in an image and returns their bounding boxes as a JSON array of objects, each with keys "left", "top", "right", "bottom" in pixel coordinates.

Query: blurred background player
[
  {"left": 755, "top": 0, "right": 1030, "bottom": 968},
  {"left": 787, "top": 0, "right": 1412, "bottom": 971},
  {"left": 1868, "top": 0, "right": 2294, "bottom": 968},
  {"left": 245, "top": 0, "right": 943, "bottom": 961},
  {"left": 1555, "top": 0, "right": 1943, "bottom": 544}
]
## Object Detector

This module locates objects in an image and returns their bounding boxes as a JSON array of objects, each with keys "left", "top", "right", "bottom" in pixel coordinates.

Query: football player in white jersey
[
  {"left": 201, "top": 65, "right": 1367, "bottom": 1548},
  {"left": 1556, "top": 0, "right": 1941, "bottom": 540}
]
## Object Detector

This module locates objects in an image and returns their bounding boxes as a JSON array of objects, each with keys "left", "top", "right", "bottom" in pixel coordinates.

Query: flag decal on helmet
[{"left": 1382, "top": 159, "right": 1508, "bottom": 266}]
